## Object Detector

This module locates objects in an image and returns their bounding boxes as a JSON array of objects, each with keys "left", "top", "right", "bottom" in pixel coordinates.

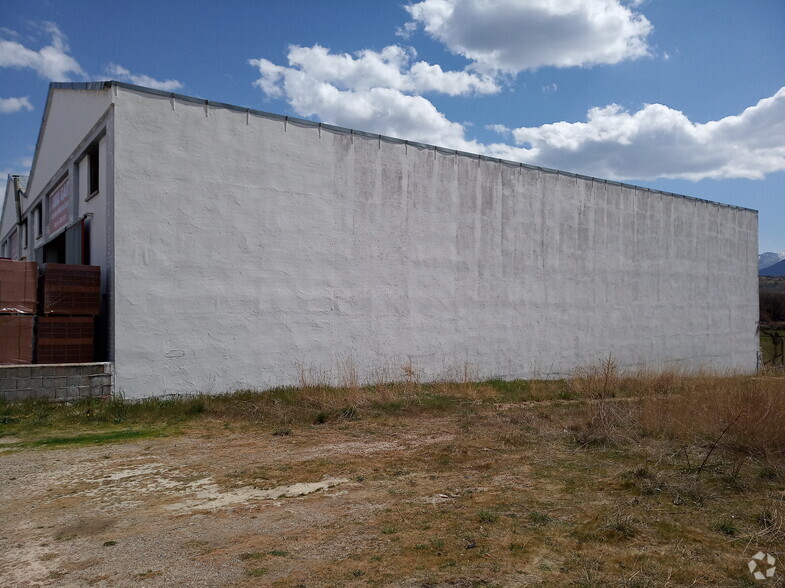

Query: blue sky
[{"left": 1, "top": 0, "right": 783, "bottom": 252}]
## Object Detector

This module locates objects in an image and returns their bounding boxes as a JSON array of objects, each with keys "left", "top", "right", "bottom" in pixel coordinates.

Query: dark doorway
[{"left": 43, "top": 232, "right": 66, "bottom": 263}]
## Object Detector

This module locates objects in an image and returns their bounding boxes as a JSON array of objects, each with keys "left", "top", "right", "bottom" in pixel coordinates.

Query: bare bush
[{"left": 640, "top": 375, "right": 785, "bottom": 453}]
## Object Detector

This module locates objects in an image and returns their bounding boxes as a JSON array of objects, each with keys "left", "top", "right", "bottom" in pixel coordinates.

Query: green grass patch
[
  {"left": 417, "top": 392, "right": 457, "bottom": 410},
  {"left": 477, "top": 510, "right": 500, "bottom": 524},
  {"left": 19, "top": 428, "right": 166, "bottom": 448},
  {"left": 0, "top": 394, "right": 211, "bottom": 437},
  {"left": 482, "top": 379, "right": 568, "bottom": 402},
  {"left": 483, "top": 379, "right": 533, "bottom": 402}
]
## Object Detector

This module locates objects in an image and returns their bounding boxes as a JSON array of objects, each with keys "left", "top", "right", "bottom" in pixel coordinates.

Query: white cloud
[
  {"left": 405, "top": 0, "right": 652, "bottom": 73},
  {"left": 250, "top": 53, "right": 479, "bottom": 150},
  {"left": 396, "top": 21, "right": 418, "bottom": 39},
  {"left": 248, "top": 43, "right": 498, "bottom": 150},
  {"left": 106, "top": 63, "right": 183, "bottom": 92},
  {"left": 0, "top": 22, "right": 84, "bottom": 81},
  {"left": 485, "top": 123, "right": 510, "bottom": 136},
  {"left": 0, "top": 96, "right": 33, "bottom": 114},
  {"left": 251, "top": 42, "right": 785, "bottom": 182},
  {"left": 252, "top": 44, "right": 498, "bottom": 97},
  {"left": 486, "top": 86, "right": 785, "bottom": 181}
]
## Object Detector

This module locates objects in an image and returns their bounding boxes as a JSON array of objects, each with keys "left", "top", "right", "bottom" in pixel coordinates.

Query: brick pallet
[
  {"left": 39, "top": 263, "right": 100, "bottom": 316},
  {"left": 0, "top": 261, "right": 101, "bottom": 365},
  {"left": 0, "top": 315, "right": 34, "bottom": 364},
  {"left": 0, "top": 260, "right": 38, "bottom": 363},
  {"left": 36, "top": 316, "right": 95, "bottom": 364},
  {"left": 0, "top": 259, "right": 37, "bottom": 314},
  {"left": 36, "top": 263, "right": 100, "bottom": 364}
]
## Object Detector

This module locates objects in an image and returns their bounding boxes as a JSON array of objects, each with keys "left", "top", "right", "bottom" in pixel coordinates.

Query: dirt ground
[{"left": 2, "top": 401, "right": 783, "bottom": 587}]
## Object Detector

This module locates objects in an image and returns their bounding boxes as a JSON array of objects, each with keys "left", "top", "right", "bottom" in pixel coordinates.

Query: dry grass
[
  {"left": 640, "top": 375, "right": 785, "bottom": 453},
  {"left": 566, "top": 356, "right": 785, "bottom": 456},
  {"left": 3, "top": 361, "right": 785, "bottom": 586}
]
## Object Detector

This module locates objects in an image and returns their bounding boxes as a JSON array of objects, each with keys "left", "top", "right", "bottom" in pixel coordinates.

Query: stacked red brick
[
  {"left": 37, "top": 264, "right": 100, "bottom": 363},
  {"left": 0, "top": 260, "right": 37, "bottom": 363}
]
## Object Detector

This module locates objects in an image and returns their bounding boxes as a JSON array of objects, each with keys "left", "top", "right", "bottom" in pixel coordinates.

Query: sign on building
[{"left": 48, "top": 179, "right": 70, "bottom": 235}]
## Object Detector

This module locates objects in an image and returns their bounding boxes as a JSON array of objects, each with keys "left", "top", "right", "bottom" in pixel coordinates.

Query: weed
[
  {"left": 712, "top": 518, "right": 738, "bottom": 536},
  {"left": 136, "top": 570, "right": 162, "bottom": 580},
  {"left": 527, "top": 511, "right": 552, "bottom": 526},
  {"left": 604, "top": 512, "right": 637, "bottom": 539},
  {"left": 246, "top": 567, "right": 268, "bottom": 577},
  {"left": 272, "top": 428, "right": 291, "bottom": 436},
  {"left": 25, "top": 429, "right": 161, "bottom": 448},
  {"left": 239, "top": 552, "right": 265, "bottom": 561},
  {"left": 269, "top": 549, "right": 288, "bottom": 557},
  {"left": 340, "top": 406, "right": 358, "bottom": 420},
  {"left": 756, "top": 502, "right": 785, "bottom": 542},
  {"left": 381, "top": 525, "right": 397, "bottom": 535},
  {"left": 102, "top": 541, "right": 117, "bottom": 547},
  {"left": 477, "top": 510, "right": 499, "bottom": 524},
  {"left": 758, "top": 464, "right": 780, "bottom": 480},
  {"left": 401, "top": 358, "right": 420, "bottom": 384}
]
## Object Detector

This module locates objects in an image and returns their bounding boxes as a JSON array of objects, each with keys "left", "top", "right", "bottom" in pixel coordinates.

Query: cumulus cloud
[
  {"left": 405, "top": 0, "right": 652, "bottom": 72},
  {"left": 251, "top": 40, "right": 784, "bottom": 182},
  {"left": 248, "top": 43, "right": 500, "bottom": 150},
  {"left": 250, "top": 52, "right": 479, "bottom": 150},
  {"left": 0, "top": 96, "right": 33, "bottom": 114},
  {"left": 0, "top": 22, "right": 85, "bottom": 81},
  {"left": 107, "top": 63, "right": 183, "bottom": 92},
  {"left": 396, "top": 21, "right": 419, "bottom": 39},
  {"left": 251, "top": 44, "right": 498, "bottom": 97},
  {"left": 485, "top": 86, "right": 785, "bottom": 181}
]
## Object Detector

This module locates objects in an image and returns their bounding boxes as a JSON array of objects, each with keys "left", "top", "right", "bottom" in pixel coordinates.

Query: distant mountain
[
  {"left": 760, "top": 259, "right": 785, "bottom": 277},
  {"left": 759, "top": 251, "right": 785, "bottom": 269}
]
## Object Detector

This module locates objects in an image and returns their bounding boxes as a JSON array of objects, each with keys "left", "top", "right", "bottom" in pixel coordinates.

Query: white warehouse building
[{"left": 0, "top": 81, "right": 759, "bottom": 398}]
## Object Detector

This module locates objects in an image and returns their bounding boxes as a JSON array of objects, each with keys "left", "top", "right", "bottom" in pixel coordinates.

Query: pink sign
[{"left": 48, "top": 179, "right": 70, "bottom": 235}]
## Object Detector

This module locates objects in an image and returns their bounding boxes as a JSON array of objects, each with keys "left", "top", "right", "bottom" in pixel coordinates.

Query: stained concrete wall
[{"left": 111, "top": 86, "right": 758, "bottom": 398}]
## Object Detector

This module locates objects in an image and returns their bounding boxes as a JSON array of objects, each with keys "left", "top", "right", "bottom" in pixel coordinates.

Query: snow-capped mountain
[{"left": 759, "top": 251, "right": 785, "bottom": 270}]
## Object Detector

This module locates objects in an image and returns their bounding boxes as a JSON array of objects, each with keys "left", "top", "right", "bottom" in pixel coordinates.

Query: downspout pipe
[{"left": 12, "top": 175, "right": 23, "bottom": 225}]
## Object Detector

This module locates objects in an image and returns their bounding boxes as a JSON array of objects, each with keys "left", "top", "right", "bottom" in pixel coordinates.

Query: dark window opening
[
  {"left": 33, "top": 203, "right": 42, "bottom": 238},
  {"left": 88, "top": 143, "right": 99, "bottom": 195}
]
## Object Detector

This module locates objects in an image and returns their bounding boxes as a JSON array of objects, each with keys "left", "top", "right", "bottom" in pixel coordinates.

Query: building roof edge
[{"left": 46, "top": 81, "right": 758, "bottom": 214}]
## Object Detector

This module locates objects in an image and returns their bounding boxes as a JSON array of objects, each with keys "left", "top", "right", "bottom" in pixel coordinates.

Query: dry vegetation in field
[{"left": 2, "top": 362, "right": 785, "bottom": 586}]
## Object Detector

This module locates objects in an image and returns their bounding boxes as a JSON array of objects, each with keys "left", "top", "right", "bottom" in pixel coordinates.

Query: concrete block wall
[{"left": 0, "top": 362, "right": 113, "bottom": 402}]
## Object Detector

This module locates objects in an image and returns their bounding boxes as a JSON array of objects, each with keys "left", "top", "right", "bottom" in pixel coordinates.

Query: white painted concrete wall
[
  {"left": 112, "top": 86, "right": 758, "bottom": 398},
  {"left": 26, "top": 89, "right": 112, "bottom": 203},
  {"left": 78, "top": 135, "right": 109, "bottom": 271}
]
